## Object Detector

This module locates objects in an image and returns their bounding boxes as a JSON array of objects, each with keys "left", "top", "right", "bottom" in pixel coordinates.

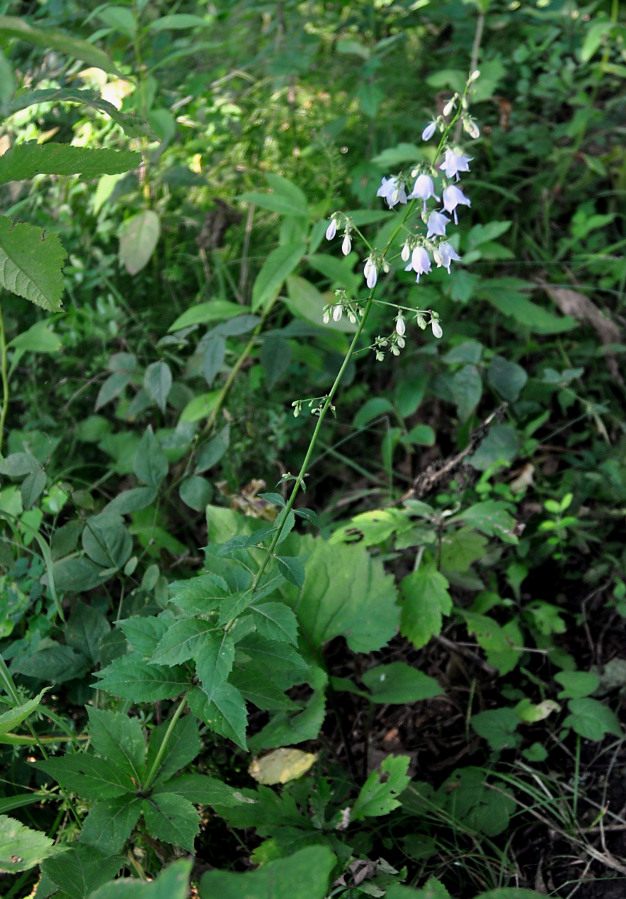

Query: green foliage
[{"left": 0, "top": 0, "right": 624, "bottom": 896}]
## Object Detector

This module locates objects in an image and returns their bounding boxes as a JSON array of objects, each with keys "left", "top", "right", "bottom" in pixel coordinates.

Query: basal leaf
[
  {"left": 148, "top": 715, "right": 200, "bottom": 784},
  {"left": 280, "top": 537, "right": 399, "bottom": 653},
  {"left": 563, "top": 697, "right": 623, "bottom": 741},
  {"left": 0, "top": 215, "right": 66, "bottom": 310},
  {"left": 199, "top": 846, "right": 335, "bottom": 899},
  {"left": 0, "top": 143, "right": 140, "bottom": 185},
  {"left": 90, "top": 859, "right": 192, "bottom": 899}
]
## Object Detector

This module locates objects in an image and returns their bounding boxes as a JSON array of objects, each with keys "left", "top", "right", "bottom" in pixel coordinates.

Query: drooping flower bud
[
  {"left": 341, "top": 233, "right": 352, "bottom": 256},
  {"left": 325, "top": 219, "right": 337, "bottom": 241},
  {"left": 422, "top": 121, "right": 437, "bottom": 141}
]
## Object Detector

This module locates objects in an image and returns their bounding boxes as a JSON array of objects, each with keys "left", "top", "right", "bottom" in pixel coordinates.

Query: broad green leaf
[
  {"left": 251, "top": 601, "right": 299, "bottom": 644},
  {"left": 180, "top": 390, "right": 220, "bottom": 422},
  {"left": 65, "top": 601, "right": 110, "bottom": 666},
  {"left": 260, "top": 336, "right": 291, "bottom": 388},
  {"left": 0, "top": 813, "right": 59, "bottom": 872},
  {"left": 10, "top": 87, "right": 146, "bottom": 138},
  {"left": 104, "top": 486, "right": 157, "bottom": 515},
  {"left": 439, "top": 767, "right": 516, "bottom": 837},
  {"left": 0, "top": 144, "right": 140, "bottom": 185},
  {"left": 147, "top": 13, "right": 211, "bottom": 30},
  {"left": 0, "top": 689, "right": 47, "bottom": 739},
  {"left": 266, "top": 173, "right": 309, "bottom": 210},
  {"left": 472, "top": 707, "right": 521, "bottom": 751},
  {"left": 280, "top": 537, "right": 399, "bottom": 653},
  {"left": 476, "top": 891, "right": 549, "bottom": 899},
  {"left": 42, "top": 845, "right": 124, "bottom": 899},
  {"left": 144, "top": 361, "right": 172, "bottom": 412},
  {"left": 119, "top": 617, "right": 169, "bottom": 658},
  {"left": 96, "top": 5, "right": 136, "bottom": 34},
  {"left": 8, "top": 320, "right": 61, "bottom": 353},
  {"left": 119, "top": 210, "right": 160, "bottom": 275},
  {"left": 37, "top": 754, "right": 134, "bottom": 799},
  {"left": 82, "top": 513, "right": 132, "bottom": 570},
  {"left": 239, "top": 191, "right": 307, "bottom": 218},
  {"left": 90, "top": 859, "right": 192, "bottom": 899},
  {"left": 440, "top": 527, "right": 487, "bottom": 573},
  {"left": 142, "top": 792, "right": 198, "bottom": 852},
  {"left": 353, "top": 396, "right": 394, "bottom": 429},
  {"left": 387, "top": 879, "right": 452, "bottom": 899},
  {"left": 362, "top": 663, "right": 443, "bottom": 704},
  {"left": 195, "top": 425, "right": 230, "bottom": 473},
  {"left": 0, "top": 216, "right": 66, "bottom": 310},
  {"left": 199, "top": 846, "right": 335, "bottom": 899},
  {"left": 251, "top": 242, "right": 305, "bottom": 311},
  {"left": 12, "top": 643, "right": 89, "bottom": 684},
  {"left": 179, "top": 476, "right": 212, "bottom": 511},
  {"left": 134, "top": 426, "right": 168, "bottom": 488},
  {"left": 188, "top": 683, "right": 248, "bottom": 750},
  {"left": 479, "top": 278, "right": 576, "bottom": 334},
  {"left": 456, "top": 501, "right": 517, "bottom": 542},
  {"left": 467, "top": 425, "right": 520, "bottom": 473},
  {"left": 80, "top": 796, "right": 142, "bottom": 855},
  {"left": 151, "top": 619, "right": 217, "bottom": 666},
  {"left": 285, "top": 274, "right": 357, "bottom": 332},
  {"left": 400, "top": 567, "right": 452, "bottom": 649},
  {"left": 555, "top": 670, "right": 600, "bottom": 699},
  {"left": 564, "top": 697, "right": 623, "bottom": 741},
  {"left": 487, "top": 355, "right": 527, "bottom": 402},
  {"left": 95, "top": 371, "right": 133, "bottom": 410},
  {"left": 202, "top": 334, "right": 225, "bottom": 386},
  {"left": 95, "top": 656, "right": 190, "bottom": 702},
  {"left": 20, "top": 467, "right": 46, "bottom": 509},
  {"left": 168, "top": 300, "right": 248, "bottom": 332},
  {"left": 195, "top": 631, "right": 235, "bottom": 704},
  {"left": 230, "top": 666, "right": 298, "bottom": 711},
  {"left": 87, "top": 708, "right": 145, "bottom": 782},
  {"left": 249, "top": 689, "right": 325, "bottom": 751},
  {"left": 451, "top": 364, "right": 482, "bottom": 421},
  {"left": 0, "top": 15, "right": 124, "bottom": 76},
  {"left": 351, "top": 756, "right": 411, "bottom": 821}
]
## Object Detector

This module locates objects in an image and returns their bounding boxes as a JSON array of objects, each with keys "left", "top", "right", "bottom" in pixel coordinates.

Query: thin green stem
[
  {"left": 0, "top": 297, "right": 9, "bottom": 454},
  {"left": 142, "top": 692, "right": 189, "bottom": 791}
]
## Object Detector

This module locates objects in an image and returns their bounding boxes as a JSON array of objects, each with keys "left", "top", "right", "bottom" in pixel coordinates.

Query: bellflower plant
[{"left": 322, "top": 70, "right": 479, "bottom": 370}]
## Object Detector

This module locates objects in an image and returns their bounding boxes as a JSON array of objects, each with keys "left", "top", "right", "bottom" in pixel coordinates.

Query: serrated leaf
[
  {"left": 250, "top": 601, "right": 299, "bottom": 644},
  {"left": 275, "top": 555, "right": 305, "bottom": 588},
  {"left": 37, "top": 754, "right": 134, "bottom": 800},
  {"left": 362, "top": 662, "right": 443, "bottom": 704},
  {"left": 400, "top": 566, "right": 452, "bottom": 649},
  {"left": 151, "top": 619, "right": 217, "bottom": 667},
  {"left": 142, "top": 792, "right": 198, "bottom": 852},
  {"left": 65, "top": 601, "right": 110, "bottom": 666},
  {"left": 0, "top": 143, "right": 140, "bottom": 185},
  {"left": 119, "top": 617, "right": 169, "bottom": 658},
  {"left": 8, "top": 319, "right": 61, "bottom": 353},
  {"left": 252, "top": 242, "right": 305, "bottom": 311},
  {"left": 564, "top": 697, "right": 623, "bottom": 741},
  {"left": 80, "top": 796, "right": 142, "bottom": 855},
  {"left": 195, "top": 631, "right": 235, "bottom": 704},
  {"left": 87, "top": 708, "right": 145, "bottom": 781},
  {"left": 95, "top": 656, "right": 190, "bottom": 702},
  {"left": 351, "top": 756, "right": 411, "bottom": 821},
  {"left": 119, "top": 210, "right": 160, "bottom": 275},
  {"left": 472, "top": 707, "right": 521, "bottom": 751},
  {"left": 42, "top": 845, "right": 124, "bottom": 899},
  {"left": 10, "top": 87, "right": 146, "bottom": 138},
  {"left": 0, "top": 215, "right": 65, "bottom": 310},
  {"left": 188, "top": 683, "right": 248, "bottom": 750},
  {"left": 168, "top": 573, "right": 229, "bottom": 615},
  {"left": 199, "top": 846, "right": 335, "bottom": 899},
  {"left": 0, "top": 813, "right": 59, "bottom": 872}
]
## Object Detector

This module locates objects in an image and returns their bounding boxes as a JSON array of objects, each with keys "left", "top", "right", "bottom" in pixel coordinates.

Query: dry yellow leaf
[{"left": 248, "top": 748, "right": 317, "bottom": 785}]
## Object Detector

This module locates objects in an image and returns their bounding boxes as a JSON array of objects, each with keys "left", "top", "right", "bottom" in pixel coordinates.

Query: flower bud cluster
[{"left": 322, "top": 289, "right": 363, "bottom": 325}]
